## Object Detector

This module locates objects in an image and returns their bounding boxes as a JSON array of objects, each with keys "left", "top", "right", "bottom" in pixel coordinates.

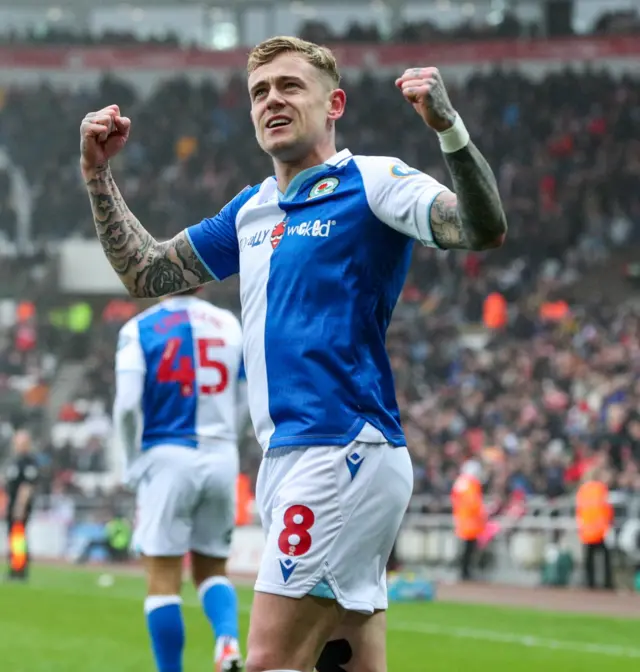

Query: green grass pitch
[{"left": 0, "top": 565, "right": 638, "bottom": 671}]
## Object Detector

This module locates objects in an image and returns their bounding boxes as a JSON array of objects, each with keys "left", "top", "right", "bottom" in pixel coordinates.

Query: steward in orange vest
[
  {"left": 451, "top": 464, "right": 487, "bottom": 580},
  {"left": 576, "top": 479, "right": 614, "bottom": 589}
]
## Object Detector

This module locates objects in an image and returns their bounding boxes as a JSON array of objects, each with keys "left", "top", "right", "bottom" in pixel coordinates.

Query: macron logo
[
  {"left": 279, "top": 558, "right": 297, "bottom": 583},
  {"left": 346, "top": 452, "right": 365, "bottom": 481}
]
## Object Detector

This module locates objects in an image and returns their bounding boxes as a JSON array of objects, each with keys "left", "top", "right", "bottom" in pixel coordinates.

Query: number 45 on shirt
[{"left": 157, "top": 337, "right": 228, "bottom": 396}]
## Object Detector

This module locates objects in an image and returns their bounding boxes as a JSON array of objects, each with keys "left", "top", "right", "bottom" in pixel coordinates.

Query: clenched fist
[
  {"left": 80, "top": 104, "right": 131, "bottom": 178},
  {"left": 395, "top": 67, "right": 456, "bottom": 133}
]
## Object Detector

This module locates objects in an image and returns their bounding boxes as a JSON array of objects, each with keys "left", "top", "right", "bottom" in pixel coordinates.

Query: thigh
[
  {"left": 247, "top": 590, "right": 343, "bottom": 672},
  {"left": 318, "top": 610, "right": 387, "bottom": 672},
  {"left": 134, "top": 458, "right": 197, "bottom": 557},
  {"left": 255, "top": 447, "right": 344, "bottom": 600},
  {"left": 327, "top": 444, "right": 413, "bottom": 612},
  {"left": 191, "top": 453, "right": 237, "bottom": 557}
]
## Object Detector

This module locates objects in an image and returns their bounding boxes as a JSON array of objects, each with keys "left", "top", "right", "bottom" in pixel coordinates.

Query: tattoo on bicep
[
  {"left": 430, "top": 192, "right": 469, "bottom": 249},
  {"left": 86, "top": 168, "right": 211, "bottom": 297},
  {"left": 175, "top": 235, "right": 210, "bottom": 283}
]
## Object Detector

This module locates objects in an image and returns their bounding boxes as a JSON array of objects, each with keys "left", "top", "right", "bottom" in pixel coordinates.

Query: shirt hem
[
  {"left": 266, "top": 431, "right": 406, "bottom": 451},
  {"left": 142, "top": 437, "right": 198, "bottom": 451}
]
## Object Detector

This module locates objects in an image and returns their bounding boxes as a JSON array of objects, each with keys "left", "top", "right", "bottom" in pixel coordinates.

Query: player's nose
[{"left": 265, "top": 88, "right": 286, "bottom": 110}]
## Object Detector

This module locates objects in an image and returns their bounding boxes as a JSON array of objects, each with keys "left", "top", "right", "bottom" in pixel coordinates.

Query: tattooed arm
[
  {"left": 80, "top": 106, "right": 212, "bottom": 298},
  {"left": 396, "top": 67, "right": 507, "bottom": 251},
  {"left": 429, "top": 144, "right": 507, "bottom": 251},
  {"left": 86, "top": 166, "right": 212, "bottom": 297}
]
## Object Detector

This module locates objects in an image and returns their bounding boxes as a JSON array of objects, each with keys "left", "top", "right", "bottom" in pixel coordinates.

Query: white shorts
[
  {"left": 130, "top": 443, "right": 238, "bottom": 558},
  {"left": 255, "top": 441, "right": 413, "bottom": 614}
]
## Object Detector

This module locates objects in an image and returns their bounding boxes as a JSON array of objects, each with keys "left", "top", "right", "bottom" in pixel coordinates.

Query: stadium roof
[
  {"left": 0, "top": 0, "right": 402, "bottom": 6},
  {"left": 0, "top": 0, "right": 526, "bottom": 8}
]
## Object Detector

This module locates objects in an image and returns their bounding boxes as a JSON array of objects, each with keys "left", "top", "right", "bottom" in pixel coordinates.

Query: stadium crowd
[
  {"left": 1, "top": 60, "right": 640, "bottom": 506},
  {"left": 0, "top": 7, "right": 638, "bottom": 47}
]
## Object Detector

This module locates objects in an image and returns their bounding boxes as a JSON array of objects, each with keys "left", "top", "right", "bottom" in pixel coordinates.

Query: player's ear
[{"left": 327, "top": 88, "right": 346, "bottom": 122}]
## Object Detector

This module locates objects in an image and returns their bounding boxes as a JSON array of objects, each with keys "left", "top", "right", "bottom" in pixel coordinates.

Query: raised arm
[
  {"left": 80, "top": 105, "right": 212, "bottom": 297},
  {"left": 86, "top": 166, "right": 211, "bottom": 297},
  {"left": 396, "top": 68, "right": 507, "bottom": 251}
]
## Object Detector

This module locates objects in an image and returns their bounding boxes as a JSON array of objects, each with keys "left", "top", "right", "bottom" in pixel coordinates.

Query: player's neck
[{"left": 274, "top": 144, "right": 337, "bottom": 193}]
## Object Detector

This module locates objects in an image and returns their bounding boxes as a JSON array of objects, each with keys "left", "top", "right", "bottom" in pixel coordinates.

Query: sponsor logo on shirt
[
  {"left": 287, "top": 219, "right": 336, "bottom": 238},
  {"left": 271, "top": 221, "right": 286, "bottom": 249},
  {"left": 240, "top": 228, "right": 270, "bottom": 251},
  {"left": 390, "top": 162, "right": 421, "bottom": 178},
  {"left": 240, "top": 218, "right": 337, "bottom": 251}
]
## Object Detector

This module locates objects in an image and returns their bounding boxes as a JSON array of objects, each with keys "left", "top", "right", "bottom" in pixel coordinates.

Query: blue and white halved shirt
[{"left": 186, "top": 150, "right": 447, "bottom": 450}]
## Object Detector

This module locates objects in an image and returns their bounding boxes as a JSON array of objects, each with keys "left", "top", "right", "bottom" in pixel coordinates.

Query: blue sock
[
  {"left": 144, "top": 595, "right": 185, "bottom": 672},
  {"left": 198, "top": 576, "right": 239, "bottom": 640}
]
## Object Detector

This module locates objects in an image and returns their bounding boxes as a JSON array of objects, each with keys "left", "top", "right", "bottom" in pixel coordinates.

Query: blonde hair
[{"left": 247, "top": 36, "right": 341, "bottom": 87}]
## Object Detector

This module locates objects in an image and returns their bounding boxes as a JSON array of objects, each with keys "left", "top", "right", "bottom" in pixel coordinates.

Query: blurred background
[{"left": 0, "top": 0, "right": 640, "bottom": 590}]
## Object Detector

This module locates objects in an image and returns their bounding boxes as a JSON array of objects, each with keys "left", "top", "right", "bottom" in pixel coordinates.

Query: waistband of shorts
[
  {"left": 263, "top": 445, "right": 312, "bottom": 459},
  {"left": 263, "top": 442, "right": 405, "bottom": 459},
  {"left": 143, "top": 438, "right": 237, "bottom": 454}
]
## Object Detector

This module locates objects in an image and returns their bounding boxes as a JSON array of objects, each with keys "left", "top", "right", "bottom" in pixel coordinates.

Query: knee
[
  {"left": 190, "top": 553, "right": 227, "bottom": 588},
  {"left": 245, "top": 642, "right": 309, "bottom": 672},
  {"left": 144, "top": 557, "right": 183, "bottom": 595},
  {"left": 244, "top": 648, "right": 284, "bottom": 672}
]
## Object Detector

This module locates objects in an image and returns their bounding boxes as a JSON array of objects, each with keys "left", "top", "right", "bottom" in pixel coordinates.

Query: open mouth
[{"left": 266, "top": 117, "right": 292, "bottom": 130}]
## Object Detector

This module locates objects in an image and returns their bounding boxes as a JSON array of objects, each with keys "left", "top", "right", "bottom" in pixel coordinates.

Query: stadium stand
[
  {"left": 0, "top": 62, "right": 638, "bottom": 507},
  {"left": 0, "top": 11, "right": 638, "bottom": 540}
]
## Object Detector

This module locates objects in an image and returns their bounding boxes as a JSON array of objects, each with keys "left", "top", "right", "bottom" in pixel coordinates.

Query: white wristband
[{"left": 437, "top": 114, "right": 470, "bottom": 154}]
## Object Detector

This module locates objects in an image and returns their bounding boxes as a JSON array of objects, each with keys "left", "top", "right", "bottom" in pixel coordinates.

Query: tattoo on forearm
[
  {"left": 85, "top": 167, "right": 211, "bottom": 297},
  {"left": 430, "top": 141, "right": 507, "bottom": 250}
]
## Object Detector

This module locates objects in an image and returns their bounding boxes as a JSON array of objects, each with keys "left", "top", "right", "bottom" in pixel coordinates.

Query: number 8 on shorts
[{"left": 277, "top": 505, "right": 315, "bottom": 557}]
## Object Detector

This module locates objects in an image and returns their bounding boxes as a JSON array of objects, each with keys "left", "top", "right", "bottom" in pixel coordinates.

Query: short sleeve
[
  {"left": 185, "top": 185, "right": 259, "bottom": 281},
  {"left": 115, "top": 320, "right": 145, "bottom": 373},
  {"left": 354, "top": 155, "right": 448, "bottom": 247}
]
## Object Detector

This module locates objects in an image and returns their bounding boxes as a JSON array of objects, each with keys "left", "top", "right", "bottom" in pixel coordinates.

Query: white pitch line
[
  {"left": 391, "top": 620, "right": 640, "bottom": 659},
  {"left": 31, "top": 573, "right": 640, "bottom": 660}
]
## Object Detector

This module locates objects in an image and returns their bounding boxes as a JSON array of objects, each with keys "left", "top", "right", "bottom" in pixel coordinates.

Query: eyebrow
[{"left": 249, "top": 75, "right": 306, "bottom": 98}]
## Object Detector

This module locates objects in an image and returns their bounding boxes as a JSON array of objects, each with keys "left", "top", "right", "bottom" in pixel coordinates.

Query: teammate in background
[
  {"left": 82, "top": 36, "right": 507, "bottom": 672},
  {"left": 113, "top": 288, "right": 248, "bottom": 672},
  {"left": 4, "top": 428, "right": 39, "bottom": 581}
]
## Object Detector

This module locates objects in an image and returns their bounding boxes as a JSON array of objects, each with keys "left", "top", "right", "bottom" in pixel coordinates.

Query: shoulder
[
  {"left": 118, "top": 304, "right": 162, "bottom": 337},
  {"left": 117, "top": 316, "right": 139, "bottom": 342},
  {"left": 193, "top": 299, "right": 242, "bottom": 334},
  {"left": 222, "top": 183, "right": 263, "bottom": 218},
  {"left": 217, "top": 306, "right": 243, "bottom": 338},
  {"left": 350, "top": 155, "right": 422, "bottom": 179},
  {"left": 116, "top": 310, "right": 154, "bottom": 352}
]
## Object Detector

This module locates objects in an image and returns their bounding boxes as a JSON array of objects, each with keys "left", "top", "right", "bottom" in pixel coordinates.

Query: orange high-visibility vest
[
  {"left": 483, "top": 292, "right": 507, "bottom": 329},
  {"left": 9, "top": 522, "right": 27, "bottom": 573},
  {"left": 539, "top": 300, "right": 569, "bottom": 322},
  {"left": 576, "top": 481, "right": 613, "bottom": 544},
  {"left": 235, "top": 473, "right": 254, "bottom": 526},
  {"left": 451, "top": 474, "right": 486, "bottom": 541}
]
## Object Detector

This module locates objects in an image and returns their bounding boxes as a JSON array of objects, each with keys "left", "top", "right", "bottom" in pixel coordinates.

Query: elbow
[
  {"left": 470, "top": 218, "right": 508, "bottom": 251},
  {"left": 473, "top": 232, "right": 507, "bottom": 251}
]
